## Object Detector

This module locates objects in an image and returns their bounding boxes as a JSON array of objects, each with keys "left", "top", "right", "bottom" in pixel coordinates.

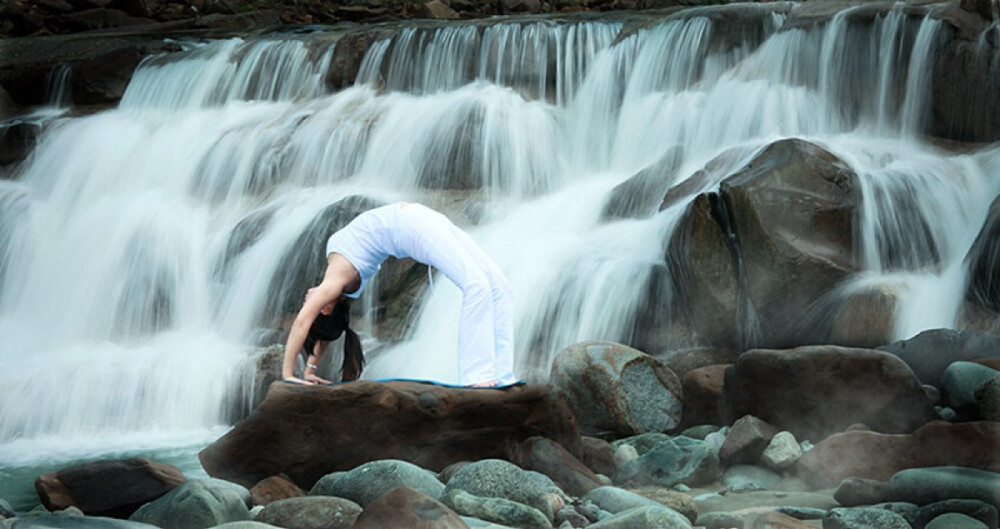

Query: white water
[{"left": 2, "top": 7, "right": 999, "bottom": 507}]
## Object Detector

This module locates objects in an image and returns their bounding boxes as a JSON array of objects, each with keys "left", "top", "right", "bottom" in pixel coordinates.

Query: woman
[{"left": 282, "top": 202, "right": 515, "bottom": 387}]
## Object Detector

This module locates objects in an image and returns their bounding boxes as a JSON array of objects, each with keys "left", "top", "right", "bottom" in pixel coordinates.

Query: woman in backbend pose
[{"left": 282, "top": 202, "right": 515, "bottom": 388}]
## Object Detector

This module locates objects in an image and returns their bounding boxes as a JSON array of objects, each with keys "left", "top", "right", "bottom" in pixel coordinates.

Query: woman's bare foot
[{"left": 468, "top": 380, "right": 499, "bottom": 388}]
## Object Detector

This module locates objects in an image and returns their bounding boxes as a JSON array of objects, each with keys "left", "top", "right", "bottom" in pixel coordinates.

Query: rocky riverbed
[{"left": 4, "top": 333, "right": 1000, "bottom": 529}]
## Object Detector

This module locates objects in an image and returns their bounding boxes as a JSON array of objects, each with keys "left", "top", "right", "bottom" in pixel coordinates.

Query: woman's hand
[
  {"left": 304, "top": 373, "right": 332, "bottom": 384},
  {"left": 283, "top": 376, "right": 315, "bottom": 385}
]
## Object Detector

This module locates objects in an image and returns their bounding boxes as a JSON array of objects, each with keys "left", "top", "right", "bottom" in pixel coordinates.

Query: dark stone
[
  {"left": 249, "top": 475, "right": 305, "bottom": 506},
  {"left": 889, "top": 467, "right": 1000, "bottom": 514},
  {"left": 906, "top": 499, "right": 999, "bottom": 529},
  {"left": 34, "top": 458, "right": 186, "bottom": 518},
  {"left": 718, "top": 415, "right": 779, "bottom": 466},
  {"left": 509, "top": 436, "right": 602, "bottom": 497},
  {"left": 796, "top": 422, "right": 1000, "bottom": 488},
  {"left": 199, "top": 381, "right": 580, "bottom": 490},
  {"left": 353, "top": 486, "right": 469, "bottom": 529},
  {"left": 833, "top": 478, "right": 892, "bottom": 507},
  {"left": 723, "top": 346, "right": 936, "bottom": 442},
  {"left": 579, "top": 436, "right": 618, "bottom": 477},
  {"left": 664, "top": 138, "right": 861, "bottom": 350},
  {"left": 254, "top": 496, "right": 361, "bottom": 529},
  {"left": 602, "top": 146, "right": 684, "bottom": 220},
  {"left": 878, "top": 328, "right": 1000, "bottom": 386},
  {"left": 680, "top": 364, "right": 727, "bottom": 429}
]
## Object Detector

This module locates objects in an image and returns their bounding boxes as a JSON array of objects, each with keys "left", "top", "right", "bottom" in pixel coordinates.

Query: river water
[{"left": 2, "top": 5, "right": 998, "bottom": 510}]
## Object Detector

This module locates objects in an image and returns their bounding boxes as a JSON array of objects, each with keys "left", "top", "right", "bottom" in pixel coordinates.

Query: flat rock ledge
[{"left": 199, "top": 380, "right": 581, "bottom": 490}]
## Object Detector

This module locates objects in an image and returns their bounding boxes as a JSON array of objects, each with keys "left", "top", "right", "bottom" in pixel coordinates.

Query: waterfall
[{"left": 2, "top": 5, "right": 999, "bottom": 508}]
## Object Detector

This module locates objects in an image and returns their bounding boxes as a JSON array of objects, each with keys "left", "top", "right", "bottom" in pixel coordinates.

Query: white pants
[{"left": 396, "top": 204, "right": 515, "bottom": 385}]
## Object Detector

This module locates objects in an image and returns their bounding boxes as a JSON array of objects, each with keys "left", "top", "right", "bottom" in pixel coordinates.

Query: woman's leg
[{"left": 396, "top": 206, "right": 500, "bottom": 385}]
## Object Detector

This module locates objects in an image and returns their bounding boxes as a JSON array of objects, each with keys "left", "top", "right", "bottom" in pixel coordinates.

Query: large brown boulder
[
  {"left": 34, "top": 457, "right": 186, "bottom": 518},
  {"left": 663, "top": 138, "right": 862, "bottom": 350},
  {"left": 199, "top": 380, "right": 580, "bottom": 490},
  {"left": 353, "top": 486, "right": 469, "bottom": 529},
  {"left": 722, "top": 346, "right": 937, "bottom": 442},
  {"left": 796, "top": 421, "right": 1000, "bottom": 487}
]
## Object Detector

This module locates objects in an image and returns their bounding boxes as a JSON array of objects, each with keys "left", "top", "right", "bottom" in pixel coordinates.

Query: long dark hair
[{"left": 304, "top": 300, "right": 365, "bottom": 381}]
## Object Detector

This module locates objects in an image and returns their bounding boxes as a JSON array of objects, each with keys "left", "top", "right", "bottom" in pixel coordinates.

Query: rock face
[
  {"left": 199, "top": 380, "right": 580, "bottom": 490},
  {"left": 549, "top": 341, "right": 683, "bottom": 437},
  {"left": 34, "top": 457, "right": 186, "bottom": 518},
  {"left": 722, "top": 345, "right": 937, "bottom": 442},
  {"left": 796, "top": 421, "right": 1000, "bottom": 487},
  {"left": 664, "top": 138, "right": 861, "bottom": 350}
]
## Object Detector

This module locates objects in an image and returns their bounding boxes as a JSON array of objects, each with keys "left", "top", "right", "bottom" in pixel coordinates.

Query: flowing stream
[{"left": 2, "top": 5, "right": 999, "bottom": 510}]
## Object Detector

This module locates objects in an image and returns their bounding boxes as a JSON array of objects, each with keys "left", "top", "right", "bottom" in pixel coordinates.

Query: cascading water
[{"left": 2, "top": 5, "right": 999, "bottom": 510}]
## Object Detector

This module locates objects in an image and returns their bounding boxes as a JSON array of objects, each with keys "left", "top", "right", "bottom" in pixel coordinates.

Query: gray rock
[
  {"left": 940, "top": 362, "right": 1000, "bottom": 417},
  {"left": 924, "top": 513, "right": 988, "bottom": 529},
  {"left": 554, "top": 506, "right": 589, "bottom": 528},
  {"left": 889, "top": 467, "right": 1000, "bottom": 512},
  {"left": 718, "top": 415, "right": 778, "bottom": 466},
  {"left": 586, "top": 506, "right": 692, "bottom": 529},
  {"left": 872, "top": 502, "right": 920, "bottom": 517},
  {"left": 443, "top": 489, "right": 551, "bottom": 529},
  {"left": 776, "top": 506, "right": 827, "bottom": 519},
  {"left": 678, "top": 425, "right": 722, "bottom": 440},
  {"left": 1, "top": 500, "right": 14, "bottom": 518},
  {"left": 722, "top": 465, "right": 781, "bottom": 492},
  {"left": 613, "top": 445, "right": 639, "bottom": 468},
  {"left": 905, "top": 499, "right": 998, "bottom": 529},
  {"left": 129, "top": 479, "right": 250, "bottom": 529},
  {"left": 695, "top": 512, "right": 745, "bottom": 529},
  {"left": 761, "top": 431, "right": 802, "bottom": 470},
  {"left": 253, "top": 496, "right": 362, "bottom": 529},
  {"left": 580, "top": 487, "right": 663, "bottom": 514},
  {"left": 445, "top": 459, "right": 566, "bottom": 522},
  {"left": 823, "top": 507, "right": 910, "bottom": 529},
  {"left": 550, "top": 341, "right": 683, "bottom": 437},
  {"left": 11, "top": 516, "right": 160, "bottom": 528},
  {"left": 613, "top": 436, "right": 720, "bottom": 488},
  {"left": 307, "top": 459, "right": 443, "bottom": 507}
]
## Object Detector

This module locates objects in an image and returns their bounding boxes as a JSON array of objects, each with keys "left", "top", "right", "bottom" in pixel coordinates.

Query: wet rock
[
  {"left": 253, "top": 496, "right": 361, "bottom": 529},
  {"left": 445, "top": 459, "right": 567, "bottom": 522},
  {"left": 352, "top": 486, "right": 469, "bottom": 529},
  {"left": 34, "top": 457, "right": 186, "bottom": 518},
  {"left": 613, "top": 436, "right": 720, "bottom": 488},
  {"left": 550, "top": 341, "right": 683, "bottom": 437},
  {"left": 940, "top": 361, "right": 1000, "bottom": 418},
  {"left": 625, "top": 487, "right": 696, "bottom": 523},
  {"left": 602, "top": 146, "right": 684, "bottom": 220},
  {"left": 586, "top": 505, "right": 692, "bottom": 529},
  {"left": 442, "top": 489, "right": 552, "bottom": 529},
  {"left": 761, "top": 431, "right": 802, "bottom": 471},
  {"left": 723, "top": 345, "right": 937, "bottom": 442},
  {"left": 797, "top": 421, "right": 1000, "bottom": 487},
  {"left": 680, "top": 364, "right": 727, "bottom": 428},
  {"left": 719, "top": 415, "right": 779, "bottom": 466},
  {"left": 750, "top": 511, "right": 817, "bottom": 528},
  {"left": 888, "top": 466, "right": 1000, "bottom": 513},
  {"left": 249, "top": 475, "right": 305, "bottom": 506},
  {"left": 308, "top": 459, "right": 443, "bottom": 507},
  {"left": 199, "top": 380, "right": 579, "bottom": 490},
  {"left": 722, "top": 465, "right": 781, "bottom": 492},
  {"left": 664, "top": 138, "right": 861, "bottom": 349},
  {"left": 510, "top": 436, "right": 602, "bottom": 497},
  {"left": 833, "top": 478, "right": 891, "bottom": 507},
  {"left": 822, "top": 507, "right": 910, "bottom": 529},
  {"left": 128, "top": 478, "right": 250, "bottom": 529},
  {"left": 877, "top": 328, "right": 1000, "bottom": 386},
  {"left": 0, "top": 499, "right": 13, "bottom": 518},
  {"left": 696, "top": 511, "right": 745, "bottom": 529},
  {"left": 906, "top": 499, "right": 998, "bottom": 529}
]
